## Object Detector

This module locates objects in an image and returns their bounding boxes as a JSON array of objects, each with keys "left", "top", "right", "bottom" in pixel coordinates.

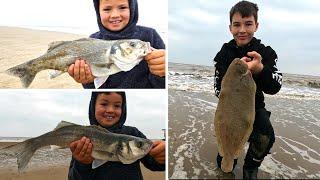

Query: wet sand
[
  {"left": 0, "top": 166, "right": 164, "bottom": 180},
  {"left": 0, "top": 142, "right": 165, "bottom": 180},
  {"left": 168, "top": 89, "right": 320, "bottom": 179},
  {"left": 0, "top": 166, "right": 69, "bottom": 180},
  {"left": 0, "top": 26, "right": 84, "bottom": 88}
]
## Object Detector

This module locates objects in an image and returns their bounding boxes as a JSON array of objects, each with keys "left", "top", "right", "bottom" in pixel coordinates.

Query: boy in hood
[
  {"left": 213, "top": 1, "right": 282, "bottom": 179},
  {"left": 68, "top": 0, "right": 165, "bottom": 89},
  {"left": 68, "top": 92, "right": 165, "bottom": 180}
]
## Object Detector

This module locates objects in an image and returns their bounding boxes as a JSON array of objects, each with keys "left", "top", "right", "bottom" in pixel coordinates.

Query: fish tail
[
  {"left": 0, "top": 139, "right": 38, "bottom": 172},
  {"left": 221, "top": 156, "right": 234, "bottom": 173},
  {"left": 5, "top": 62, "right": 37, "bottom": 88}
]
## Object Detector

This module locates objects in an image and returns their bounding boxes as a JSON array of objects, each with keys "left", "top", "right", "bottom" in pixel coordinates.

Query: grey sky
[
  {"left": 0, "top": 90, "right": 166, "bottom": 139},
  {"left": 169, "top": 0, "right": 320, "bottom": 76}
]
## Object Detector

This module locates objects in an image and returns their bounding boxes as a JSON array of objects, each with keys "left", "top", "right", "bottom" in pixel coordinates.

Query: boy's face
[
  {"left": 95, "top": 93, "right": 122, "bottom": 128},
  {"left": 99, "top": 0, "right": 130, "bottom": 32},
  {"left": 229, "top": 12, "right": 259, "bottom": 47}
]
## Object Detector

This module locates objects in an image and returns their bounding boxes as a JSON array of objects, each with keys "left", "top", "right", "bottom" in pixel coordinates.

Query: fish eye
[
  {"left": 136, "top": 141, "right": 143, "bottom": 148},
  {"left": 129, "top": 42, "right": 136, "bottom": 47},
  {"left": 110, "top": 46, "right": 118, "bottom": 54}
]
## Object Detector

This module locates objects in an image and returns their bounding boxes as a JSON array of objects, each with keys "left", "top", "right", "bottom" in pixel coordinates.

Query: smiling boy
[
  {"left": 99, "top": 0, "right": 131, "bottom": 32},
  {"left": 68, "top": 92, "right": 165, "bottom": 179},
  {"left": 68, "top": 0, "right": 166, "bottom": 89},
  {"left": 213, "top": 1, "right": 282, "bottom": 179}
]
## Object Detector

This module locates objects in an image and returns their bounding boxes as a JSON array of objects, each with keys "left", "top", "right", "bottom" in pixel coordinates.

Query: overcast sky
[
  {"left": 0, "top": 90, "right": 166, "bottom": 139},
  {"left": 0, "top": 0, "right": 167, "bottom": 40},
  {"left": 169, "top": 0, "right": 320, "bottom": 76}
]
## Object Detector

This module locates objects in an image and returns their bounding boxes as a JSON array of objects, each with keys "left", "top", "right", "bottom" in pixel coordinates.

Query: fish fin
[
  {"left": 48, "top": 70, "right": 63, "bottom": 79},
  {"left": 74, "top": 38, "right": 105, "bottom": 43},
  {"left": 47, "top": 41, "right": 66, "bottom": 51},
  {"left": 92, "top": 159, "right": 108, "bottom": 169},
  {"left": 5, "top": 62, "right": 37, "bottom": 88},
  {"left": 54, "top": 121, "right": 76, "bottom": 130},
  {"left": 50, "top": 145, "right": 62, "bottom": 150},
  {"left": 90, "top": 63, "right": 121, "bottom": 77},
  {"left": 0, "top": 139, "right": 37, "bottom": 172},
  {"left": 91, "top": 125, "right": 111, "bottom": 134},
  {"left": 114, "top": 57, "right": 142, "bottom": 71},
  {"left": 75, "top": 38, "right": 91, "bottom": 42},
  {"left": 221, "top": 156, "right": 234, "bottom": 173},
  {"left": 90, "top": 64, "right": 111, "bottom": 76},
  {"left": 92, "top": 150, "right": 117, "bottom": 161},
  {"left": 93, "top": 76, "right": 109, "bottom": 88}
]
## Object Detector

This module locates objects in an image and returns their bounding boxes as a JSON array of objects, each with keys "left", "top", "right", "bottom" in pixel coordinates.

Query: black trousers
[{"left": 216, "top": 108, "right": 275, "bottom": 169}]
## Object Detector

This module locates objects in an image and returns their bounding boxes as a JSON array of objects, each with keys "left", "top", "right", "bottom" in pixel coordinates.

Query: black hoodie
[
  {"left": 68, "top": 92, "right": 164, "bottom": 180},
  {"left": 213, "top": 37, "right": 282, "bottom": 109},
  {"left": 83, "top": 0, "right": 165, "bottom": 89}
]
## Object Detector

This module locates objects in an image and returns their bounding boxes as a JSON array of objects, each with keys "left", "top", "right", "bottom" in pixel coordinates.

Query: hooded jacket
[
  {"left": 68, "top": 92, "right": 165, "bottom": 180},
  {"left": 83, "top": 0, "right": 165, "bottom": 89},
  {"left": 213, "top": 37, "right": 282, "bottom": 109}
]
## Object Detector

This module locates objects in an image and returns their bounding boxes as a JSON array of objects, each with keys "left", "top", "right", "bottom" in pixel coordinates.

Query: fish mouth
[
  {"left": 146, "top": 42, "right": 152, "bottom": 54},
  {"left": 244, "top": 69, "right": 252, "bottom": 77},
  {"left": 145, "top": 139, "right": 153, "bottom": 152}
]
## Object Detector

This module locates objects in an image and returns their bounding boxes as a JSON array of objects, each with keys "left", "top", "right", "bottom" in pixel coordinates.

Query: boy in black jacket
[
  {"left": 68, "top": 0, "right": 165, "bottom": 89},
  {"left": 68, "top": 92, "right": 165, "bottom": 180},
  {"left": 213, "top": 1, "right": 282, "bottom": 179}
]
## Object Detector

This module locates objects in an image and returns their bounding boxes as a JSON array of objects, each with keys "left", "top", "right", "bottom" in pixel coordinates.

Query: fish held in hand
[
  {"left": 5, "top": 38, "right": 151, "bottom": 88},
  {"left": 0, "top": 121, "right": 153, "bottom": 172},
  {"left": 214, "top": 58, "right": 256, "bottom": 173}
]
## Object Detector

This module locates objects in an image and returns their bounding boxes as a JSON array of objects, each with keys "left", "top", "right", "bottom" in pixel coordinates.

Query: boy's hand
[
  {"left": 68, "top": 59, "right": 95, "bottom": 84},
  {"left": 145, "top": 49, "right": 166, "bottom": 77},
  {"left": 149, "top": 140, "right": 165, "bottom": 164},
  {"left": 241, "top": 51, "right": 264, "bottom": 74},
  {"left": 69, "top": 137, "right": 94, "bottom": 164}
]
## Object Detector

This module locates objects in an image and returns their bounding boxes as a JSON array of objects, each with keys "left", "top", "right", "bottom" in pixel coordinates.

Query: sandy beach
[
  {"left": 168, "top": 63, "right": 320, "bottom": 179},
  {"left": 0, "top": 166, "right": 164, "bottom": 180},
  {"left": 0, "top": 142, "right": 165, "bottom": 180},
  {"left": 0, "top": 26, "right": 84, "bottom": 88}
]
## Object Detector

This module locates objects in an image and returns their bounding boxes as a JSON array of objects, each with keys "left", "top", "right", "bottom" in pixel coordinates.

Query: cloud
[
  {"left": 180, "top": 8, "right": 221, "bottom": 25},
  {"left": 0, "top": 0, "right": 167, "bottom": 36},
  {"left": 0, "top": 91, "right": 166, "bottom": 139},
  {"left": 169, "top": 0, "right": 320, "bottom": 76},
  {"left": 262, "top": 7, "right": 320, "bottom": 29}
]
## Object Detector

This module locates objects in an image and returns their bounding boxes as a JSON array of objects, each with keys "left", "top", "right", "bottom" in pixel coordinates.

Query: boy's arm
[
  {"left": 257, "top": 47, "right": 282, "bottom": 94},
  {"left": 140, "top": 153, "right": 165, "bottom": 171},
  {"left": 147, "top": 29, "right": 166, "bottom": 88},
  {"left": 213, "top": 48, "right": 228, "bottom": 98}
]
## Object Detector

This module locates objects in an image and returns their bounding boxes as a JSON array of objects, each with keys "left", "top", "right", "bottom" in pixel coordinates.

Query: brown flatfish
[{"left": 214, "top": 58, "right": 256, "bottom": 172}]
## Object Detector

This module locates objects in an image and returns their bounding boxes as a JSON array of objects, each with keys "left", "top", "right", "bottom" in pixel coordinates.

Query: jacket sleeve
[
  {"left": 140, "top": 153, "right": 165, "bottom": 171},
  {"left": 148, "top": 74, "right": 165, "bottom": 88},
  {"left": 68, "top": 158, "right": 95, "bottom": 180},
  {"left": 82, "top": 83, "right": 95, "bottom": 89},
  {"left": 256, "top": 47, "right": 282, "bottom": 95},
  {"left": 147, "top": 28, "right": 166, "bottom": 88},
  {"left": 149, "top": 28, "right": 165, "bottom": 49},
  {"left": 213, "top": 46, "right": 228, "bottom": 98}
]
